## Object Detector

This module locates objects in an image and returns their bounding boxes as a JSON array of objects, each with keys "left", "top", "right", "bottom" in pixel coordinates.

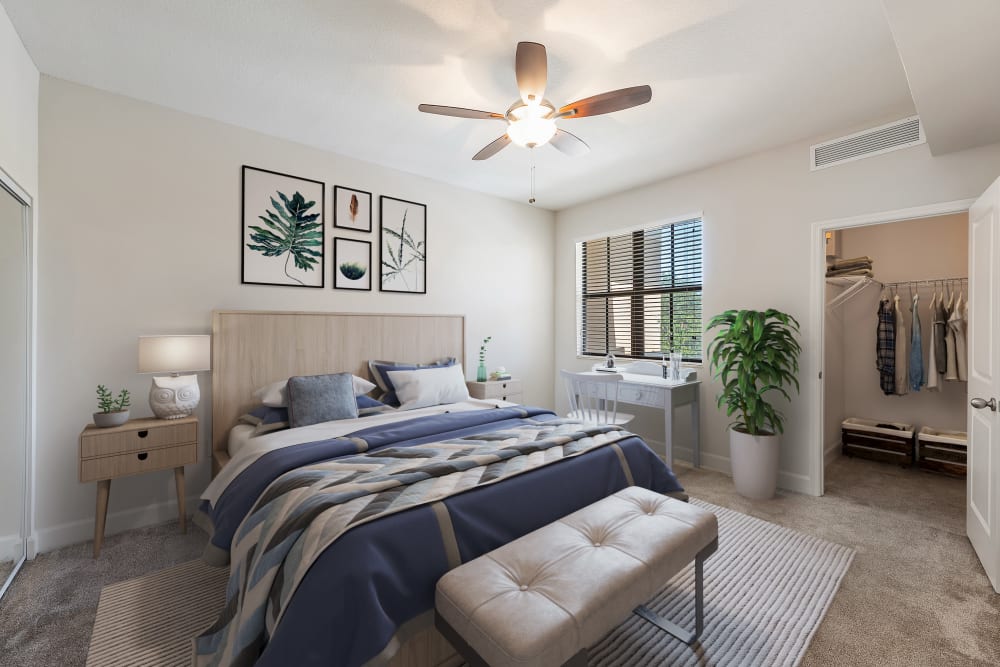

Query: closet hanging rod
[{"left": 881, "top": 277, "right": 967, "bottom": 289}]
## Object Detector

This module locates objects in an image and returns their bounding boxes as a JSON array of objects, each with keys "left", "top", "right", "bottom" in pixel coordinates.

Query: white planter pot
[{"left": 729, "top": 427, "right": 781, "bottom": 499}]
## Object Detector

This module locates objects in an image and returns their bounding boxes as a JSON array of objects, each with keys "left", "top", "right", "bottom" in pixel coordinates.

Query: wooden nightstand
[
  {"left": 466, "top": 379, "right": 523, "bottom": 403},
  {"left": 79, "top": 416, "right": 198, "bottom": 557}
]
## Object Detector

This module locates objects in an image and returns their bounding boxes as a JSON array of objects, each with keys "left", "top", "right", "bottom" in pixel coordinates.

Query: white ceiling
[{"left": 4, "top": 0, "right": 918, "bottom": 210}]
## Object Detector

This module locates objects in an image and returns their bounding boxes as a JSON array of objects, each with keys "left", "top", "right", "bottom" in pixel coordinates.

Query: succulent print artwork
[
  {"left": 334, "top": 186, "right": 372, "bottom": 232},
  {"left": 246, "top": 191, "right": 322, "bottom": 285},
  {"left": 242, "top": 167, "right": 325, "bottom": 288},
  {"left": 333, "top": 237, "right": 372, "bottom": 291},
  {"left": 380, "top": 196, "right": 426, "bottom": 294}
]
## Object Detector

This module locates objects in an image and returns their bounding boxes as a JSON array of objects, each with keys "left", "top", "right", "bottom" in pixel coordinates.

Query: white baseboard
[
  {"left": 0, "top": 533, "right": 23, "bottom": 563},
  {"left": 824, "top": 440, "right": 842, "bottom": 468},
  {"left": 34, "top": 494, "right": 201, "bottom": 554},
  {"left": 657, "top": 440, "right": 816, "bottom": 496}
]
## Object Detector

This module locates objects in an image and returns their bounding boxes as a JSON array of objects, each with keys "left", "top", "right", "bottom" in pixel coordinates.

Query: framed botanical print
[
  {"left": 242, "top": 166, "right": 325, "bottom": 288},
  {"left": 334, "top": 185, "right": 372, "bottom": 232},
  {"left": 379, "top": 196, "right": 426, "bottom": 294},
  {"left": 333, "top": 237, "right": 372, "bottom": 291}
]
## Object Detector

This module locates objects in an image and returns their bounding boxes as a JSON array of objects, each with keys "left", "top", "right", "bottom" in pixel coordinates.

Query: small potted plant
[
  {"left": 706, "top": 309, "right": 801, "bottom": 499},
  {"left": 94, "top": 384, "right": 131, "bottom": 428},
  {"left": 477, "top": 336, "right": 492, "bottom": 382}
]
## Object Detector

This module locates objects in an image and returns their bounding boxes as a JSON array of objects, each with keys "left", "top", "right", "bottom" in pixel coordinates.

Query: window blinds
[{"left": 578, "top": 218, "right": 703, "bottom": 361}]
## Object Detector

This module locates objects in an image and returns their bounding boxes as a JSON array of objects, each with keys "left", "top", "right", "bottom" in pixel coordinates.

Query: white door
[{"left": 968, "top": 176, "right": 1000, "bottom": 593}]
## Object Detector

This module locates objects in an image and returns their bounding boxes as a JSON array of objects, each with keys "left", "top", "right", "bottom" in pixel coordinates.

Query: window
[{"left": 577, "top": 217, "right": 703, "bottom": 362}]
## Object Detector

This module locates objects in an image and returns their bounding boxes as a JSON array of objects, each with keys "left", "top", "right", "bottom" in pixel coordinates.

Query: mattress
[{"left": 227, "top": 424, "right": 256, "bottom": 458}]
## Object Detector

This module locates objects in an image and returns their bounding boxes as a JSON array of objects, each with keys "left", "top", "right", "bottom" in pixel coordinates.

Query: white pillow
[
  {"left": 386, "top": 364, "right": 470, "bottom": 411},
  {"left": 253, "top": 375, "right": 376, "bottom": 407}
]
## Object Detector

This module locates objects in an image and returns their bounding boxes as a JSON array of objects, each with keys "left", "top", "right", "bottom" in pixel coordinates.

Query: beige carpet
[
  {"left": 86, "top": 500, "right": 853, "bottom": 667},
  {"left": 87, "top": 560, "right": 226, "bottom": 667}
]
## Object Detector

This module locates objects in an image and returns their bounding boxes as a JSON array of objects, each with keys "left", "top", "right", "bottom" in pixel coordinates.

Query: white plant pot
[{"left": 729, "top": 427, "right": 781, "bottom": 499}]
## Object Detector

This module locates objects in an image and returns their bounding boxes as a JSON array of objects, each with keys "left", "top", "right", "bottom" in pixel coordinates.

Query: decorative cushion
[
  {"left": 254, "top": 374, "right": 376, "bottom": 408},
  {"left": 386, "top": 364, "right": 470, "bottom": 411},
  {"left": 237, "top": 405, "right": 290, "bottom": 435},
  {"left": 356, "top": 394, "right": 394, "bottom": 416},
  {"left": 368, "top": 357, "right": 456, "bottom": 406},
  {"left": 286, "top": 373, "right": 358, "bottom": 428}
]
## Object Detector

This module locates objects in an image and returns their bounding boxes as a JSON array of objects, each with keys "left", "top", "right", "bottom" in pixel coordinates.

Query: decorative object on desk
[
  {"left": 605, "top": 352, "right": 616, "bottom": 368},
  {"left": 379, "top": 195, "right": 426, "bottom": 294},
  {"left": 242, "top": 166, "right": 325, "bottom": 288},
  {"left": 707, "top": 309, "right": 801, "bottom": 499},
  {"left": 93, "top": 385, "right": 130, "bottom": 428},
  {"left": 333, "top": 237, "right": 372, "bottom": 290},
  {"left": 490, "top": 367, "right": 512, "bottom": 381},
  {"left": 333, "top": 185, "right": 372, "bottom": 232},
  {"left": 138, "top": 335, "right": 212, "bottom": 419},
  {"left": 477, "top": 336, "right": 492, "bottom": 382}
]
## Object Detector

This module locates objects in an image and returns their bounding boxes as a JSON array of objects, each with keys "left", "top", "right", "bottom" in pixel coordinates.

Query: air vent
[{"left": 811, "top": 116, "right": 924, "bottom": 170}]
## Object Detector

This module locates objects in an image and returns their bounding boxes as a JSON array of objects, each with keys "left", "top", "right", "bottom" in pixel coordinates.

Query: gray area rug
[{"left": 85, "top": 499, "right": 853, "bottom": 667}]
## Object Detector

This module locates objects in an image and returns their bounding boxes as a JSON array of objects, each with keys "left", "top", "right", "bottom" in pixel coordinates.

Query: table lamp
[{"left": 137, "top": 335, "right": 211, "bottom": 419}]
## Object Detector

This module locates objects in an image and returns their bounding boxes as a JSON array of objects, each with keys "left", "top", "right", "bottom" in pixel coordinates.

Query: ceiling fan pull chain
[{"left": 529, "top": 159, "right": 536, "bottom": 205}]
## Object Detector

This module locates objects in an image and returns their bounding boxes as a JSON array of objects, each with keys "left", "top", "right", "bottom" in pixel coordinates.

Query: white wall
[
  {"left": 836, "top": 214, "right": 968, "bottom": 433},
  {"left": 555, "top": 130, "right": 1000, "bottom": 494},
  {"left": 0, "top": 3, "right": 38, "bottom": 560},
  {"left": 823, "top": 282, "right": 846, "bottom": 464},
  {"left": 36, "top": 77, "right": 555, "bottom": 552}
]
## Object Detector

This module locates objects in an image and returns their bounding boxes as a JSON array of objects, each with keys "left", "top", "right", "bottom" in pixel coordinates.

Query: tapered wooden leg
[
  {"left": 175, "top": 466, "right": 186, "bottom": 533},
  {"left": 94, "top": 479, "right": 111, "bottom": 558}
]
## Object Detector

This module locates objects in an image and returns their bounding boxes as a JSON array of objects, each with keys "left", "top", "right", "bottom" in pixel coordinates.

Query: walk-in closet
[{"left": 823, "top": 213, "right": 968, "bottom": 512}]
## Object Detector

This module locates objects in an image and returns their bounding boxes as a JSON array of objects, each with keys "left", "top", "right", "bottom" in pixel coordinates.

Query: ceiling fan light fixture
[{"left": 507, "top": 116, "right": 557, "bottom": 148}]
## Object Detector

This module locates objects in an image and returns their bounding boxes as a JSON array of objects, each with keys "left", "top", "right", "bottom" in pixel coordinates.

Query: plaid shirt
[{"left": 876, "top": 298, "right": 896, "bottom": 395}]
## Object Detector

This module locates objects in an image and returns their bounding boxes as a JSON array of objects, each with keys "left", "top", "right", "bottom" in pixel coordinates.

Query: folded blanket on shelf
[
  {"left": 826, "top": 267, "right": 874, "bottom": 278},
  {"left": 829, "top": 255, "right": 873, "bottom": 270}
]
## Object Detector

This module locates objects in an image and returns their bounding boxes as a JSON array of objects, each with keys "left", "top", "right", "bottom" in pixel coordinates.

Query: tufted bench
[{"left": 435, "top": 486, "right": 718, "bottom": 667}]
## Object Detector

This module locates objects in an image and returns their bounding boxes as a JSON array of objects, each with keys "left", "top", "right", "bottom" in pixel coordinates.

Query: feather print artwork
[{"left": 349, "top": 194, "right": 359, "bottom": 221}]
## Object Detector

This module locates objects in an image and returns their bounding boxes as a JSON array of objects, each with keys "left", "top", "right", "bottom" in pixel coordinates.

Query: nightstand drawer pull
[
  {"left": 137, "top": 430, "right": 149, "bottom": 438},
  {"left": 501, "top": 383, "right": 508, "bottom": 389},
  {"left": 137, "top": 452, "right": 148, "bottom": 461}
]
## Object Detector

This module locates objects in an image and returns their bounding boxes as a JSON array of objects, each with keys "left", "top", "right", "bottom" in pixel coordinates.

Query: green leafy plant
[
  {"left": 339, "top": 262, "right": 367, "bottom": 280},
  {"left": 246, "top": 191, "right": 322, "bottom": 285},
  {"left": 382, "top": 209, "right": 425, "bottom": 289},
  {"left": 706, "top": 309, "right": 801, "bottom": 436},
  {"left": 479, "top": 336, "right": 492, "bottom": 365},
  {"left": 96, "top": 385, "right": 131, "bottom": 413}
]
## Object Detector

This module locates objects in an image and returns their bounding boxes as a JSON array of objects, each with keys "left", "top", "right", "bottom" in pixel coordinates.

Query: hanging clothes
[
  {"left": 952, "top": 291, "right": 968, "bottom": 381},
  {"left": 894, "top": 295, "right": 909, "bottom": 396},
  {"left": 944, "top": 296, "right": 959, "bottom": 381},
  {"left": 909, "top": 293, "right": 925, "bottom": 391},
  {"left": 876, "top": 297, "right": 896, "bottom": 395},
  {"left": 926, "top": 291, "right": 940, "bottom": 391},
  {"left": 933, "top": 296, "right": 948, "bottom": 375}
]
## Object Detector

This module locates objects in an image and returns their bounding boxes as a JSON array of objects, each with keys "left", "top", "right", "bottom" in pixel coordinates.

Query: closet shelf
[
  {"left": 826, "top": 275, "right": 874, "bottom": 288},
  {"left": 826, "top": 275, "right": 877, "bottom": 309}
]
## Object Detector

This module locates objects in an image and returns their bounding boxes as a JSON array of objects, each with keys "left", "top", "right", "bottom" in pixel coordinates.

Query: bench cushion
[{"left": 435, "top": 486, "right": 718, "bottom": 667}]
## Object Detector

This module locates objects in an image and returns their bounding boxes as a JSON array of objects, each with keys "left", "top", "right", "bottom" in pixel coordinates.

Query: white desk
[{"left": 590, "top": 368, "right": 701, "bottom": 469}]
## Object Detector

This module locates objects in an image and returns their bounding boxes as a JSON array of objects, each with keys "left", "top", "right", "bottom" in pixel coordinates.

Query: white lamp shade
[{"left": 138, "top": 335, "right": 211, "bottom": 374}]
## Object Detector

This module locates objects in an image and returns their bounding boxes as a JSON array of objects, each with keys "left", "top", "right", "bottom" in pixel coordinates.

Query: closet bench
[{"left": 434, "top": 486, "right": 719, "bottom": 667}]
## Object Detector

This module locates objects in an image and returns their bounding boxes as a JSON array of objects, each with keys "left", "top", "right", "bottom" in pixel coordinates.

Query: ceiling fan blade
[
  {"left": 515, "top": 42, "right": 547, "bottom": 104},
  {"left": 558, "top": 85, "right": 652, "bottom": 118},
  {"left": 549, "top": 128, "right": 590, "bottom": 157},
  {"left": 418, "top": 104, "right": 504, "bottom": 120},
  {"left": 472, "top": 134, "right": 512, "bottom": 160}
]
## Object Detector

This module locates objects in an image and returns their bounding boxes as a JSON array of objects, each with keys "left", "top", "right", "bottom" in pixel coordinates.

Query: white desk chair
[{"left": 560, "top": 370, "right": 635, "bottom": 427}]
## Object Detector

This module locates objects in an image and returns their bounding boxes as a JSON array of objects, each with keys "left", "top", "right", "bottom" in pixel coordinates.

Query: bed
[{"left": 194, "top": 310, "right": 684, "bottom": 667}]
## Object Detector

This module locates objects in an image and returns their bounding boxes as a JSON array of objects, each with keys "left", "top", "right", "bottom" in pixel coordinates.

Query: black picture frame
[
  {"left": 379, "top": 195, "right": 427, "bottom": 294},
  {"left": 333, "top": 237, "right": 373, "bottom": 291},
  {"left": 333, "top": 185, "right": 373, "bottom": 233},
  {"left": 241, "top": 165, "right": 325, "bottom": 288}
]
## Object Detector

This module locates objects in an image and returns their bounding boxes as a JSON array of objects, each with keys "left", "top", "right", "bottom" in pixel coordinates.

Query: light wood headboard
[{"left": 211, "top": 310, "right": 465, "bottom": 475}]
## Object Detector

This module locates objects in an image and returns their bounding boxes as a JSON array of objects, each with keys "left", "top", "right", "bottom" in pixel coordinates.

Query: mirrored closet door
[{"left": 0, "top": 171, "right": 30, "bottom": 599}]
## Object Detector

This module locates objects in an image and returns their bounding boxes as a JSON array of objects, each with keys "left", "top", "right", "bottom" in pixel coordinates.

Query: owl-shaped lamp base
[{"left": 149, "top": 374, "right": 201, "bottom": 419}]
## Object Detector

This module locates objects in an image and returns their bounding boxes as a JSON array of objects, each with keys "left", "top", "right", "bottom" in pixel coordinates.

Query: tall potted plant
[{"left": 706, "top": 309, "right": 801, "bottom": 499}]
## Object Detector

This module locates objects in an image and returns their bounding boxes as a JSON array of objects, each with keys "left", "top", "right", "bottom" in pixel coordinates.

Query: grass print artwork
[
  {"left": 379, "top": 196, "right": 426, "bottom": 294},
  {"left": 242, "top": 166, "right": 325, "bottom": 288},
  {"left": 333, "top": 237, "right": 372, "bottom": 290}
]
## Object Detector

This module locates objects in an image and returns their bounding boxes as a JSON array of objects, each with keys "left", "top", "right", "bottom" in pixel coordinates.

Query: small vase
[{"left": 476, "top": 362, "right": 488, "bottom": 382}]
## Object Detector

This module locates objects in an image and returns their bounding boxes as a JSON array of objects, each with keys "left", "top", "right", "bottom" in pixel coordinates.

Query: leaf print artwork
[
  {"left": 246, "top": 191, "right": 323, "bottom": 285},
  {"left": 379, "top": 196, "right": 426, "bottom": 293}
]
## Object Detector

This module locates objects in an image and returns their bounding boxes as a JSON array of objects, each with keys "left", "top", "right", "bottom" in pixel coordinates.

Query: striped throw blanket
[{"left": 194, "top": 417, "right": 630, "bottom": 666}]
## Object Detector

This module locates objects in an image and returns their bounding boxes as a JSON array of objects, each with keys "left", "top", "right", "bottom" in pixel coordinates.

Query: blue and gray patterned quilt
[{"left": 194, "top": 406, "right": 682, "bottom": 666}]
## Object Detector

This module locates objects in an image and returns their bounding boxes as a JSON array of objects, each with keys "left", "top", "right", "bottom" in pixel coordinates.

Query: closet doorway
[{"left": 822, "top": 211, "right": 969, "bottom": 521}]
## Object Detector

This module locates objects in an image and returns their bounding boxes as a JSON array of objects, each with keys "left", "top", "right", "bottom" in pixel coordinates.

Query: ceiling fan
[{"left": 418, "top": 42, "right": 652, "bottom": 160}]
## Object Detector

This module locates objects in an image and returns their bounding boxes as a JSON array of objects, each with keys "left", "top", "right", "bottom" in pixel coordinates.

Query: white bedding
[
  {"left": 205, "top": 398, "right": 516, "bottom": 506},
  {"left": 228, "top": 424, "right": 256, "bottom": 458}
]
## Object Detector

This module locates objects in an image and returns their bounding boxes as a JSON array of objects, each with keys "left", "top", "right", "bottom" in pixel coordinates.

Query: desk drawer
[
  {"left": 81, "top": 420, "right": 197, "bottom": 458},
  {"left": 80, "top": 443, "right": 197, "bottom": 483},
  {"left": 618, "top": 384, "right": 666, "bottom": 407}
]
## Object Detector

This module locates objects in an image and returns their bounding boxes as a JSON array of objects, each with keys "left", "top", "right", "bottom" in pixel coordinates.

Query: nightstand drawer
[
  {"left": 468, "top": 379, "right": 522, "bottom": 399},
  {"left": 80, "top": 443, "right": 197, "bottom": 483},
  {"left": 80, "top": 419, "right": 197, "bottom": 458}
]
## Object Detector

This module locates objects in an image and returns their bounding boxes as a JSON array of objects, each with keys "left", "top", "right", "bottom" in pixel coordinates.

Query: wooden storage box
[
  {"left": 841, "top": 418, "right": 915, "bottom": 467},
  {"left": 917, "top": 427, "right": 967, "bottom": 477}
]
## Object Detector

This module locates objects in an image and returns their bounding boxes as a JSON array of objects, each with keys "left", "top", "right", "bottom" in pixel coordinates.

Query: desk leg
[
  {"left": 691, "top": 397, "right": 701, "bottom": 468},
  {"left": 664, "top": 399, "right": 674, "bottom": 469},
  {"left": 94, "top": 479, "right": 110, "bottom": 558},
  {"left": 175, "top": 467, "right": 187, "bottom": 534}
]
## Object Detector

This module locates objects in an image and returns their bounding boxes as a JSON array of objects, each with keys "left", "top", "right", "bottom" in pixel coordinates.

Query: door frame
[
  {"left": 807, "top": 198, "right": 975, "bottom": 496},
  {"left": 0, "top": 165, "right": 34, "bottom": 600}
]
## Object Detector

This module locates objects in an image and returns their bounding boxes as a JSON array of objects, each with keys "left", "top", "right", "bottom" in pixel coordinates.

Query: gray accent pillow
[{"left": 286, "top": 372, "right": 359, "bottom": 428}]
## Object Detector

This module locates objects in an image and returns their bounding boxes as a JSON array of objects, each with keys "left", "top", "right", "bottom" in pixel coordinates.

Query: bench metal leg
[{"left": 634, "top": 540, "right": 714, "bottom": 644}]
